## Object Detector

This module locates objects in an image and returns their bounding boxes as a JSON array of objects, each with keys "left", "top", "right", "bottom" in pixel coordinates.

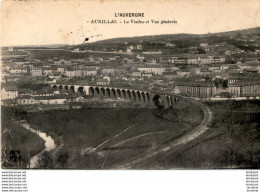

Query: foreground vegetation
[
  {"left": 26, "top": 100, "right": 203, "bottom": 169},
  {"left": 135, "top": 100, "right": 260, "bottom": 169},
  {"left": 1, "top": 107, "right": 45, "bottom": 169}
]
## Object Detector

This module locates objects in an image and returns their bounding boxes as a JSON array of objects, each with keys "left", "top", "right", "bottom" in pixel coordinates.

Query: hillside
[{"left": 71, "top": 27, "right": 260, "bottom": 47}]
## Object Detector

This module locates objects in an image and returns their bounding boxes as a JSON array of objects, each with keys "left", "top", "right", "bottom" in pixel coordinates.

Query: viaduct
[{"left": 51, "top": 84, "right": 182, "bottom": 109}]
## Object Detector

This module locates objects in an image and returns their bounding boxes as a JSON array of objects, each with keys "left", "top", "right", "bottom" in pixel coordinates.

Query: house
[
  {"left": 165, "top": 42, "right": 176, "bottom": 47},
  {"left": 57, "top": 66, "right": 66, "bottom": 74},
  {"left": 45, "top": 77, "right": 57, "bottom": 84},
  {"left": 18, "top": 95, "right": 35, "bottom": 105},
  {"left": 65, "top": 68, "right": 75, "bottom": 78},
  {"left": 162, "top": 71, "right": 178, "bottom": 79},
  {"left": 86, "top": 68, "right": 98, "bottom": 76},
  {"left": 34, "top": 94, "right": 68, "bottom": 105},
  {"left": 95, "top": 78, "right": 110, "bottom": 86},
  {"left": 131, "top": 70, "right": 142, "bottom": 79},
  {"left": 227, "top": 65, "right": 241, "bottom": 73},
  {"left": 48, "top": 72, "right": 62, "bottom": 79},
  {"left": 43, "top": 67, "right": 56, "bottom": 75},
  {"left": 31, "top": 68, "right": 43, "bottom": 76},
  {"left": 54, "top": 59, "right": 71, "bottom": 64},
  {"left": 200, "top": 43, "right": 209, "bottom": 47},
  {"left": 136, "top": 44, "right": 143, "bottom": 50},
  {"left": 142, "top": 72, "right": 153, "bottom": 78},
  {"left": 175, "top": 82, "right": 216, "bottom": 98},
  {"left": 1, "top": 86, "right": 19, "bottom": 100},
  {"left": 229, "top": 80, "right": 260, "bottom": 97},
  {"left": 18, "top": 88, "right": 32, "bottom": 96},
  {"left": 137, "top": 66, "right": 165, "bottom": 75},
  {"left": 34, "top": 87, "right": 54, "bottom": 96},
  {"left": 168, "top": 57, "right": 187, "bottom": 64},
  {"left": 10, "top": 66, "right": 28, "bottom": 74},
  {"left": 101, "top": 67, "right": 115, "bottom": 75},
  {"left": 176, "top": 69, "right": 190, "bottom": 77}
]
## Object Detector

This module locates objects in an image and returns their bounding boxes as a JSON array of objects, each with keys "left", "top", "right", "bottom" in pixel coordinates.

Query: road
[{"left": 112, "top": 97, "right": 213, "bottom": 169}]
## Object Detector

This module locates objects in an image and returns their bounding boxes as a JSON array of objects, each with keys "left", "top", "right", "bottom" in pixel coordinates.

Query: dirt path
[
  {"left": 112, "top": 97, "right": 213, "bottom": 169},
  {"left": 87, "top": 120, "right": 141, "bottom": 154},
  {"left": 111, "top": 131, "right": 169, "bottom": 147}
]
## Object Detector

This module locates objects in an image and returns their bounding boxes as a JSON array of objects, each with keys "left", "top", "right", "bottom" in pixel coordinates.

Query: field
[
  {"left": 132, "top": 100, "right": 260, "bottom": 169},
  {"left": 1, "top": 107, "right": 45, "bottom": 169},
  {"left": 25, "top": 99, "right": 203, "bottom": 169}
]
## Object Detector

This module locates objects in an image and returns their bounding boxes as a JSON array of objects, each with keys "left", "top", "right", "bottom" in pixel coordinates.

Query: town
[
  {"left": 1, "top": 27, "right": 260, "bottom": 169},
  {"left": 1, "top": 28, "right": 260, "bottom": 108}
]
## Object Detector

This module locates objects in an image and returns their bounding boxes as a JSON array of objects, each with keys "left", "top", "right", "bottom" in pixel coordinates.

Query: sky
[{"left": 1, "top": 0, "right": 260, "bottom": 46}]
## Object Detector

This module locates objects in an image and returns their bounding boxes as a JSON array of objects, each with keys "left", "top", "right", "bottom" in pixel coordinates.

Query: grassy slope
[
  {"left": 1, "top": 107, "right": 45, "bottom": 169},
  {"left": 135, "top": 101, "right": 260, "bottom": 169},
  {"left": 26, "top": 100, "right": 203, "bottom": 169}
]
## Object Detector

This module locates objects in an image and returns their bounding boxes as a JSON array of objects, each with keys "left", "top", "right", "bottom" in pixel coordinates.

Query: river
[{"left": 19, "top": 120, "right": 55, "bottom": 168}]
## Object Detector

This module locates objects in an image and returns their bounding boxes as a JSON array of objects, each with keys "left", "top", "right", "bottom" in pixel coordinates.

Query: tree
[
  {"left": 223, "top": 80, "right": 228, "bottom": 88},
  {"left": 36, "top": 151, "right": 54, "bottom": 169},
  {"left": 56, "top": 151, "right": 69, "bottom": 168}
]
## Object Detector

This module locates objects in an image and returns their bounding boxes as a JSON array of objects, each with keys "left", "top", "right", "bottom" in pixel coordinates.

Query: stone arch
[
  {"left": 101, "top": 87, "right": 106, "bottom": 95},
  {"left": 106, "top": 88, "right": 111, "bottom": 97},
  {"left": 52, "top": 85, "right": 57, "bottom": 89},
  {"left": 70, "top": 85, "right": 75, "bottom": 92},
  {"left": 127, "top": 90, "right": 131, "bottom": 99},
  {"left": 137, "top": 91, "right": 141, "bottom": 102},
  {"left": 58, "top": 85, "right": 63, "bottom": 90},
  {"left": 141, "top": 92, "right": 146, "bottom": 102},
  {"left": 166, "top": 96, "right": 170, "bottom": 108},
  {"left": 64, "top": 85, "right": 69, "bottom": 90},
  {"left": 117, "top": 89, "right": 121, "bottom": 98},
  {"left": 152, "top": 94, "right": 163, "bottom": 108},
  {"left": 111, "top": 88, "right": 116, "bottom": 98},
  {"left": 89, "top": 87, "right": 95, "bottom": 95},
  {"left": 170, "top": 97, "right": 174, "bottom": 106},
  {"left": 122, "top": 89, "right": 126, "bottom": 99},
  {"left": 95, "top": 87, "right": 100, "bottom": 94},
  {"left": 132, "top": 90, "right": 136, "bottom": 101},
  {"left": 77, "top": 86, "right": 85, "bottom": 95},
  {"left": 146, "top": 92, "right": 150, "bottom": 103}
]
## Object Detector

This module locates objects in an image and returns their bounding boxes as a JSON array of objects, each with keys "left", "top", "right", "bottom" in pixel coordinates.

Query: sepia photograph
[{"left": 1, "top": 0, "right": 260, "bottom": 172}]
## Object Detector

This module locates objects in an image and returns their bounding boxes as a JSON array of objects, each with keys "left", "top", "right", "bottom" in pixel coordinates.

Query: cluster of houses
[
  {"left": 2, "top": 44, "right": 260, "bottom": 104},
  {"left": 1, "top": 85, "right": 95, "bottom": 106}
]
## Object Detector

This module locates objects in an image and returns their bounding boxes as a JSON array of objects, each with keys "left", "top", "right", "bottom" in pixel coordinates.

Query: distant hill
[{"left": 69, "top": 27, "right": 260, "bottom": 48}]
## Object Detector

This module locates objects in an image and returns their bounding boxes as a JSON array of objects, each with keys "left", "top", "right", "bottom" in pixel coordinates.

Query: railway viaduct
[{"left": 50, "top": 84, "right": 182, "bottom": 109}]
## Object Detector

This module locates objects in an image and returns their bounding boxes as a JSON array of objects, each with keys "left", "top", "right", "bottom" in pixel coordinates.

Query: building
[
  {"left": 187, "top": 56, "right": 225, "bottom": 65},
  {"left": 165, "top": 43, "right": 176, "bottom": 47},
  {"left": 18, "top": 95, "right": 35, "bottom": 105},
  {"left": 175, "top": 82, "right": 216, "bottom": 98},
  {"left": 240, "top": 82, "right": 260, "bottom": 97},
  {"left": 31, "top": 68, "right": 43, "bottom": 76},
  {"left": 228, "top": 83, "right": 241, "bottom": 97},
  {"left": 34, "top": 94, "right": 68, "bottom": 105},
  {"left": 136, "top": 44, "right": 143, "bottom": 50},
  {"left": 95, "top": 78, "right": 110, "bottom": 86},
  {"left": 101, "top": 67, "right": 115, "bottom": 75},
  {"left": 200, "top": 43, "right": 209, "bottom": 47},
  {"left": 65, "top": 68, "right": 75, "bottom": 78},
  {"left": 131, "top": 70, "right": 142, "bottom": 79},
  {"left": 137, "top": 66, "right": 165, "bottom": 75},
  {"left": 168, "top": 57, "right": 187, "bottom": 64},
  {"left": 1, "top": 86, "right": 19, "bottom": 100},
  {"left": 10, "top": 67, "right": 28, "bottom": 74},
  {"left": 228, "top": 80, "right": 260, "bottom": 97}
]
